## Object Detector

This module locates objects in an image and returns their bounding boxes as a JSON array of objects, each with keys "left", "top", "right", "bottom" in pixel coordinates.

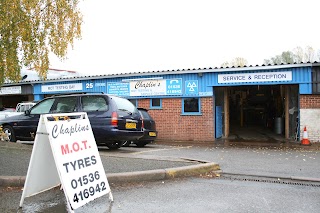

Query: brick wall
[
  {"left": 138, "top": 97, "right": 215, "bottom": 142},
  {"left": 300, "top": 95, "right": 320, "bottom": 142},
  {"left": 300, "top": 95, "right": 320, "bottom": 108}
]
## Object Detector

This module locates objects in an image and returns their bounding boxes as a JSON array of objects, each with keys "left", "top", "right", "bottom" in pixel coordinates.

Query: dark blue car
[
  {"left": 123, "top": 108, "right": 157, "bottom": 147},
  {"left": 0, "top": 94, "right": 143, "bottom": 149}
]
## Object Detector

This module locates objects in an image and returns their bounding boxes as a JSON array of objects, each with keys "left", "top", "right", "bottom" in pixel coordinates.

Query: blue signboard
[
  {"left": 185, "top": 80, "right": 198, "bottom": 95},
  {"left": 166, "top": 79, "right": 182, "bottom": 95},
  {"left": 107, "top": 82, "right": 130, "bottom": 96}
]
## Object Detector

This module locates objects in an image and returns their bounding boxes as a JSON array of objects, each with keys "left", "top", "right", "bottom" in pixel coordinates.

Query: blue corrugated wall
[{"left": 33, "top": 66, "right": 312, "bottom": 100}]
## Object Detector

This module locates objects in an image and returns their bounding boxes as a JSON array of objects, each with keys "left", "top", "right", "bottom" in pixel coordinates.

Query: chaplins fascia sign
[
  {"left": 218, "top": 71, "right": 292, "bottom": 84},
  {"left": 130, "top": 79, "right": 167, "bottom": 96}
]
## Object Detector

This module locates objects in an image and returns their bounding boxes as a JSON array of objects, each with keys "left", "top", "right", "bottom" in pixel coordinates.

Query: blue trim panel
[{"left": 33, "top": 66, "right": 312, "bottom": 98}]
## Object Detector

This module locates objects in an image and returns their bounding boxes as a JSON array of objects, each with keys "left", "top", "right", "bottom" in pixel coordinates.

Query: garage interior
[
  {"left": 0, "top": 95, "right": 31, "bottom": 109},
  {"left": 215, "top": 85, "right": 299, "bottom": 143}
]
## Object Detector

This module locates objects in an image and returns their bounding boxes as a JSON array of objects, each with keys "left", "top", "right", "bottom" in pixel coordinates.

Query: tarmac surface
[
  {"left": 1, "top": 138, "right": 320, "bottom": 187},
  {"left": 0, "top": 141, "right": 220, "bottom": 187},
  {"left": 1, "top": 139, "right": 320, "bottom": 212}
]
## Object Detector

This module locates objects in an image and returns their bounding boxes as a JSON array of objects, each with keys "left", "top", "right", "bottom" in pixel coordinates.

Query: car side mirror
[{"left": 25, "top": 109, "right": 30, "bottom": 115}]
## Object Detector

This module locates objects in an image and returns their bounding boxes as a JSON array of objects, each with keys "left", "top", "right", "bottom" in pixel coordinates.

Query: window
[
  {"left": 182, "top": 98, "right": 201, "bottom": 114},
  {"left": 150, "top": 98, "right": 162, "bottom": 109},
  {"left": 81, "top": 96, "right": 108, "bottom": 112},
  {"left": 53, "top": 97, "right": 78, "bottom": 113},
  {"left": 129, "top": 99, "right": 137, "bottom": 107},
  {"left": 112, "top": 96, "right": 138, "bottom": 114},
  {"left": 30, "top": 99, "right": 55, "bottom": 114}
]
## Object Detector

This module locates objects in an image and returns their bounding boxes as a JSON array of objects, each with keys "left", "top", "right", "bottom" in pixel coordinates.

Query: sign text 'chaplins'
[
  {"left": 130, "top": 79, "right": 166, "bottom": 96},
  {"left": 218, "top": 71, "right": 292, "bottom": 84},
  {"left": 51, "top": 122, "right": 90, "bottom": 139},
  {"left": 134, "top": 81, "right": 161, "bottom": 89}
]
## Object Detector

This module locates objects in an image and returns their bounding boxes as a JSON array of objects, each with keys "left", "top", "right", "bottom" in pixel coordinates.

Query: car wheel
[
  {"left": 106, "top": 141, "right": 123, "bottom": 150},
  {"left": 135, "top": 141, "right": 147, "bottom": 147},
  {"left": 3, "top": 125, "right": 16, "bottom": 142}
]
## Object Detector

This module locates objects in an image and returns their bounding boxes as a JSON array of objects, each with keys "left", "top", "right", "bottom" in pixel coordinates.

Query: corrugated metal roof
[{"left": 3, "top": 61, "right": 319, "bottom": 86}]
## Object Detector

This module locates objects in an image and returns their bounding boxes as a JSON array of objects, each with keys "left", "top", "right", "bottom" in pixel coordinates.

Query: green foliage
[
  {"left": 221, "top": 57, "right": 248, "bottom": 68},
  {"left": 280, "top": 51, "right": 294, "bottom": 64},
  {"left": 264, "top": 46, "right": 320, "bottom": 65},
  {"left": 0, "top": 0, "right": 83, "bottom": 84},
  {"left": 0, "top": 125, "right": 9, "bottom": 142}
]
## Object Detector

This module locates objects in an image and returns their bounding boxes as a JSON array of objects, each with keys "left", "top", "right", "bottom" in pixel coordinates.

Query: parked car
[
  {"left": 0, "top": 94, "right": 143, "bottom": 149},
  {"left": 0, "top": 102, "right": 36, "bottom": 119},
  {"left": 123, "top": 108, "right": 157, "bottom": 147}
]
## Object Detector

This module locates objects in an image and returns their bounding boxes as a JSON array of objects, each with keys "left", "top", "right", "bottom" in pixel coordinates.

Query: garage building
[{"left": 2, "top": 62, "right": 320, "bottom": 144}]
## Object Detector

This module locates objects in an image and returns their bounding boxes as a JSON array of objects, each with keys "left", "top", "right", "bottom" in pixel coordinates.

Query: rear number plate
[
  {"left": 126, "top": 123, "right": 136, "bottom": 129},
  {"left": 149, "top": 132, "right": 156, "bottom": 137}
]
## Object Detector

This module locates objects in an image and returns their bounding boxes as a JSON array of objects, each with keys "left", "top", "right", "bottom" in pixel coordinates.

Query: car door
[
  {"left": 79, "top": 95, "right": 110, "bottom": 140},
  {"left": 50, "top": 96, "right": 78, "bottom": 114},
  {"left": 16, "top": 98, "right": 55, "bottom": 140}
]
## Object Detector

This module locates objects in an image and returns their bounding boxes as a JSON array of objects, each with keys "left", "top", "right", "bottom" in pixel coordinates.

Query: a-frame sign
[{"left": 19, "top": 112, "right": 113, "bottom": 212}]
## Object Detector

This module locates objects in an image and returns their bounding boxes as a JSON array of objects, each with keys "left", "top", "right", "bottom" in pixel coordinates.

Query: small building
[{"left": 0, "top": 68, "right": 80, "bottom": 108}]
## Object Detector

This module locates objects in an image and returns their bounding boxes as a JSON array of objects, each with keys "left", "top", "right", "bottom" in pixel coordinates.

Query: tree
[
  {"left": 304, "top": 46, "right": 315, "bottom": 62},
  {"left": 273, "top": 55, "right": 283, "bottom": 64},
  {"left": 231, "top": 57, "right": 248, "bottom": 67},
  {"left": 280, "top": 51, "right": 294, "bottom": 64},
  {"left": 221, "top": 61, "right": 230, "bottom": 68},
  {"left": 264, "top": 51, "right": 294, "bottom": 65},
  {"left": 0, "top": 0, "right": 82, "bottom": 85},
  {"left": 263, "top": 46, "right": 320, "bottom": 65},
  {"left": 221, "top": 57, "right": 248, "bottom": 68},
  {"left": 293, "top": 46, "right": 304, "bottom": 62},
  {"left": 263, "top": 59, "right": 271, "bottom": 65}
]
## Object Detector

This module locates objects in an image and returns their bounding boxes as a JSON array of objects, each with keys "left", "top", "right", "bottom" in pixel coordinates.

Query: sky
[{"left": 49, "top": 0, "right": 320, "bottom": 76}]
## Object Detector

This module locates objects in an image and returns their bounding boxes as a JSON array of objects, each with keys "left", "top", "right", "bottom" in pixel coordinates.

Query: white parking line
[
  {"left": 131, "top": 146, "right": 193, "bottom": 155},
  {"left": 17, "top": 141, "right": 34, "bottom": 145}
]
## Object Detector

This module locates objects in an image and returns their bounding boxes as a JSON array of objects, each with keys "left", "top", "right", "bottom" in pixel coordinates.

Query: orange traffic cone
[{"left": 301, "top": 126, "right": 311, "bottom": 146}]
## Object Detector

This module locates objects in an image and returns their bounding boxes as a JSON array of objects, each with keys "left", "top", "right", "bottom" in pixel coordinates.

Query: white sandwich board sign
[{"left": 19, "top": 112, "right": 112, "bottom": 212}]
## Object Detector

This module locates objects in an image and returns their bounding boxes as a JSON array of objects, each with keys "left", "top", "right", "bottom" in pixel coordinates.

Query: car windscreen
[
  {"left": 30, "top": 98, "right": 55, "bottom": 114},
  {"left": 111, "top": 96, "right": 138, "bottom": 114}
]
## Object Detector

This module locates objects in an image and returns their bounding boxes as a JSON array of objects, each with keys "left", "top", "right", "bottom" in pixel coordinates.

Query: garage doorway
[
  {"left": 215, "top": 85, "right": 299, "bottom": 142},
  {"left": 0, "top": 95, "right": 31, "bottom": 108}
]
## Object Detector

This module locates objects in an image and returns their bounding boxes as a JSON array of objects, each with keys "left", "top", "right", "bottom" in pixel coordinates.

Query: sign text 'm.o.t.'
[{"left": 45, "top": 114, "right": 111, "bottom": 210}]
